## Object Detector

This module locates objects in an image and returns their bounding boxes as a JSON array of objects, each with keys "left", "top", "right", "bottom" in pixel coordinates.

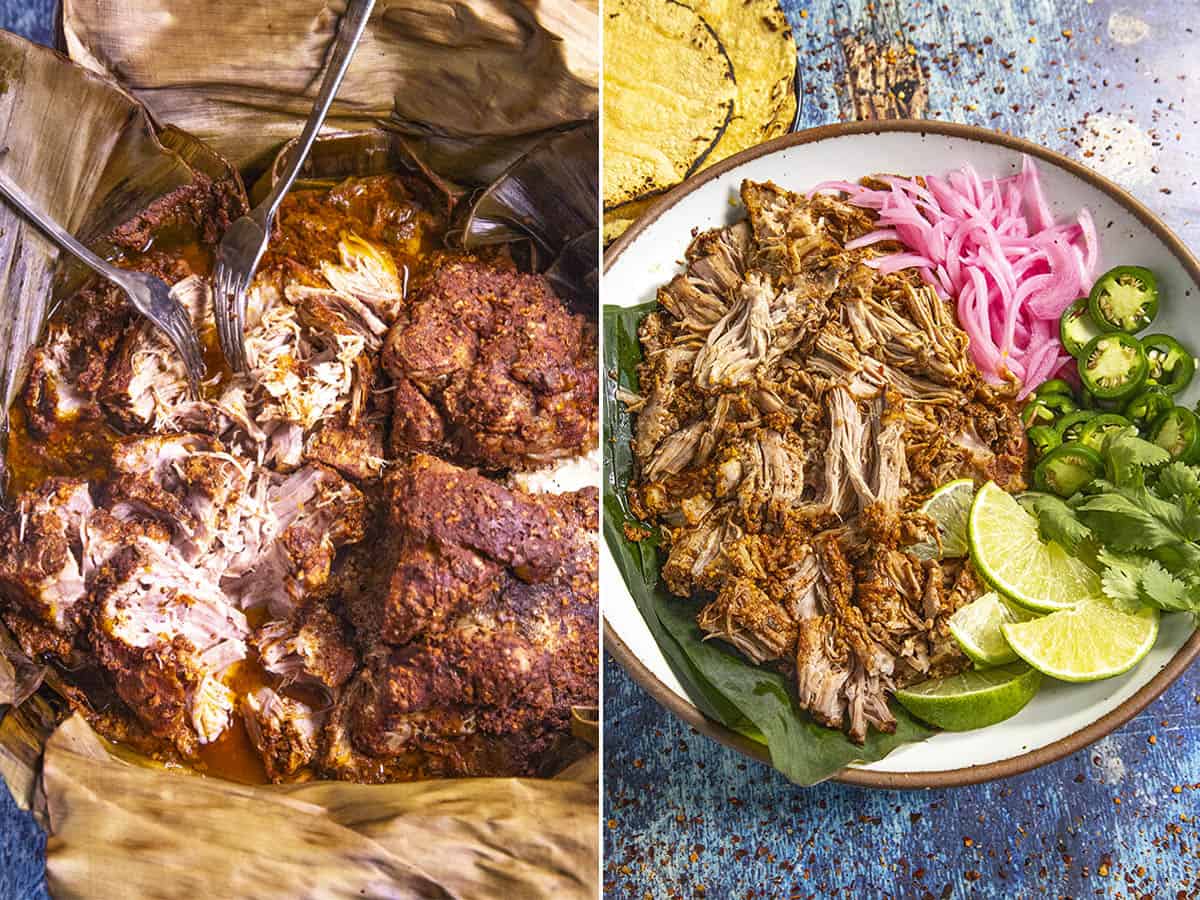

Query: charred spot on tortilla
[{"left": 694, "top": 0, "right": 797, "bottom": 164}]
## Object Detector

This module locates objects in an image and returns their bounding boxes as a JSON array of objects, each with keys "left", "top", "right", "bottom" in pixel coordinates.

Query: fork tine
[
  {"left": 213, "top": 264, "right": 229, "bottom": 352},
  {"left": 214, "top": 260, "right": 249, "bottom": 373},
  {"left": 161, "top": 300, "right": 205, "bottom": 397},
  {"left": 227, "top": 273, "right": 250, "bottom": 372},
  {"left": 213, "top": 262, "right": 240, "bottom": 373}
]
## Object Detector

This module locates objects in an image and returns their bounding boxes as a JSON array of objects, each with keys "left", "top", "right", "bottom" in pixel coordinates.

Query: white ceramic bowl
[{"left": 603, "top": 121, "right": 1200, "bottom": 788}]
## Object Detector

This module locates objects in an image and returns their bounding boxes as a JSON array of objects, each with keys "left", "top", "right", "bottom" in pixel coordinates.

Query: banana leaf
[
  {"left": 42, "top": 715, "right": 597, "bottom": 900},
  {"left": 0, "top": 622, "right": 43, "bottom": 709},
  {"left": 458, "top": 121, "right": 598, "bottom": 314},
  {"left": 61, "top": 0, "right": 599, "bottom": 176},
  {"left": 0, "top": 19, "right": 599, "bottom": 899},
  {"left": 0, "top": 31, "right": 243, "bottom": 459},
  {"left": 602, "top": 301, "right": 934, "bottom": 785}
]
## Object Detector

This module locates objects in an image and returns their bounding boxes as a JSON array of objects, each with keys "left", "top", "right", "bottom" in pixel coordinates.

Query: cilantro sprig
[{"left": 1027, "top": 428, "right": 1200, "bottom": 623}]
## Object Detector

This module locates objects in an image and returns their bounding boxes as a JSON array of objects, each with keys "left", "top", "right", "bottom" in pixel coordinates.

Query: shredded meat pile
[
  {"left": 626, "top": 179, "right": 1027, "bottom": 743},
  {"left": 1, "top": 175, "right": 598, "bottom": 782}
]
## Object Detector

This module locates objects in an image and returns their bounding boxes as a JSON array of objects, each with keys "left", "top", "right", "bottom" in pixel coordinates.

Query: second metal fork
[
  {"left": 212, "top": 0, "right": 376, "bottom": 372},
  {"left": 0, "top": 167, "right": 205, "bottom": 394}
]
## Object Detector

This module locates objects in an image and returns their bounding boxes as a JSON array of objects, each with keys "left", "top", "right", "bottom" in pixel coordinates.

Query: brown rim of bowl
[{"left": 602, "top": 118, "right": 1200, "bottom": 790}]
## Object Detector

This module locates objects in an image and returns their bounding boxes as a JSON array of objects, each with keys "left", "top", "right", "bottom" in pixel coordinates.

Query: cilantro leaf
[
  {"left": 1075, "top": 492, "right": 1181, "bottom": 551},
  {"left": 1153, "top": 461, "right": 1200, "bottom": 502},
  {"left": 1024, "top": 493, "right": 1092, "bottom": 554},
  {"left": 1096, "top": 549, "right": 1146, "bottom": 613},
  {"left": 1095, "top": 548, "right": 1200, "bottom": 614},
  {"left": 1103, "top": 428, "right": 1170, "bottom": 488},
  {"left": 1138, "top": 560, "right": 1197, "bottom": 612}
]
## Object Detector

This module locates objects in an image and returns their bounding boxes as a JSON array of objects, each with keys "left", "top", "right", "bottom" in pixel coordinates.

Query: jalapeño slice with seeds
[
  {"left": 1077, "top": 413, "right": 1132, "bottom": 453},
  {"left": 1054, "top": 410, "right": 1095, "bottom": 444},
  {"left": 1078, "top": 333, "right": 1148, "bottom": 400},
  {"left": 1060, "top": 297, "right": 1104, "bottom": 359},
  {"left": 1021, "top": 392, "right": 1077, "bottom": 428},
  {"left": 1141, "top": 333, "right": 1196, "bottom": 395},
  {"left": 1088, "top": 265, "right": 1158, "bottom": 333},
  {"left": 1148, "top": 406, "right": 1200, "bottom": 463},
  {"left": 1033, "top": 442, "right": 1104, "bottom": 498}
]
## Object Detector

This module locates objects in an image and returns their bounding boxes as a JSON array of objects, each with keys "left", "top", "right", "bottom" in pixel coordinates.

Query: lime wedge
[
  {"left": 1001, "top": 598, "right": 1159, "bottom": 682},
  {"left": 909, "top": 478, "right": 974, "bottom": 560},
  {"left": 948, "top": 591, "right": 1039, "bottom": 666},
  {"left": 894, "top": 662, "right": 1042, "bottom": 731},
  {"left": 968, "top": 481, "right": 1101, "bottom": 612}
]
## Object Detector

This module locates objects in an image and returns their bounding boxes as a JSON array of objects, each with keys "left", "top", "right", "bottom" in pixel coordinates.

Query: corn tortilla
[
  {"left": 696, "top": 0, "right": 797, "bottom": 166},
  {"left": 603, "top": 195, "right": 656, "bottom": 245},
  {"left": 603, "top": 0, "right": 735, "bottom": 209}
]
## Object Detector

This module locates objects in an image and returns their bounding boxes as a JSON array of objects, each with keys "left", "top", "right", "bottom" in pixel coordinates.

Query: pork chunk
[
  {"left": 243, "top": 688, "right": 324, "bottom": 782},
  {"left": 383, "top": 260, "right": 597, "bottom": 471},
  {"left": 253, "top": 602, "right": 356, "bottom": 691},
  {"left": 228, "top": 464, "right": 366, "bottom": 616},
  {"left": 378, "top": 455, "right": 595, "bottom": 642},
  {"left": 0, "top": 478, "right": 93, "bottom": 633},
  {"left": 91, "top": 540, "right": 249, "bottom": 756}
]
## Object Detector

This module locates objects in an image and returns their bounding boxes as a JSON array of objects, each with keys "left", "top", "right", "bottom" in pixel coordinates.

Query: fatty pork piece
[
  {"left": 383, "top": 259, "right": 598, "bottom": 471},
  {"left": 22, "top": 281, "right": 134, "bottom": 436},
  {"left": 380, "top": 454, "right": 596, "bottom": 644},
  {"left": 104, "top": 432, "right": 256, "bottom": 563},
  {"left": 243, "top": 688, "right": 324, "bottom": 782},
  {"left": 0, "top": 478, "right": 94, "bottom": 638},
  {"left": 91, "top": 537, "right": 250, "bottom": 757},
  {"left": 303, "top": 406, "right": 388, "bottom": 483},
  {"left": 345, "top": 571, "right": 598, "bottom": 764},
  {"left": 228, "top": 463, "right": 367, "bottom": 617},
  {"left": 100, "top": 275, "right": 214, "bottom": 432},
  {"left": 22, "top": 324, "right": 94, "bottom": 433},
  {"left": 252, "top": 601, "right": 356, "bottom": 692}
]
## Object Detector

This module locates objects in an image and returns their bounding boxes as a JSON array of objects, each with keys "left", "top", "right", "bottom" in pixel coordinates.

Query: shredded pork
[{"left": 628, "top": 178, "right": 1028, "bottom": 744}]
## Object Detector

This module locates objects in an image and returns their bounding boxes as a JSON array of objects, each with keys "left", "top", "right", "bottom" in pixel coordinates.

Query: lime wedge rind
[
  {"left": 894, "top": 662, "right": 1043, "bottom": 732},
  {"left": 1000, "top": 600, "right": 1159, "bottom": 683},
  {"left": 910, "top": 478, "right": 974, "bottom": 560},
  {"left": 948, "top": 591, "right": 1038, "bottom": 667},
  {"left": 967, "top": 481, "right": 1101, "bottom": 613}
]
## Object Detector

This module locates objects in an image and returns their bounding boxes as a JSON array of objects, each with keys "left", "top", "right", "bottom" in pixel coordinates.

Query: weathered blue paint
[
  {"left": 0, "top": 1, "right": 54, "bottom": 49},
  {"left": 606, "top": 0, "right": 1200, "bottom": 897}
]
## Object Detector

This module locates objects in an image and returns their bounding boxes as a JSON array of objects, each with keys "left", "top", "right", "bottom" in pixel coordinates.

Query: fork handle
[
  {"left": 263, "top": 0, "right": 377, "bottom": 218},
  {"left": 0, "top": 168, "right": 128, "bottom": 289}
]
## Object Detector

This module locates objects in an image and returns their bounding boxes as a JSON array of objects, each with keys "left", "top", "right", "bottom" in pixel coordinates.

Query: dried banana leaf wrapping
[
  {"left": 61, "top": 0, "right": 600, "bottom": 175},
  {"left": 0, "top": 31, "right": 228, "bottom": 426},
  {"left": 0, "top": 9, "right": 599, "bottom": 897},
  {"left": 44, "top": 716, "right": 597, "bottom": 900}
]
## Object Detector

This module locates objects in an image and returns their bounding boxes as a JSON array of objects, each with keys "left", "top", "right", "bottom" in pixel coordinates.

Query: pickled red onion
[{"left": 811, "top": 156, "right": 1098, "bottom": 399}]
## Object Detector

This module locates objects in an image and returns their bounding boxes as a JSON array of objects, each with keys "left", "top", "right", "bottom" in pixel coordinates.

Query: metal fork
[
  {"left": 0, "top": 168, "right": 205, "bottom": 395},
  {"left": 213, "top": 0, "right": 377, "bottom": 372}
]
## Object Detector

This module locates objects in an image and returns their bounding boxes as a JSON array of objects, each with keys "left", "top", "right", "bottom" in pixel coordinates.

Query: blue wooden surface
[{"left": 605, "top": 0, "right": 1200, "bottom": 898}]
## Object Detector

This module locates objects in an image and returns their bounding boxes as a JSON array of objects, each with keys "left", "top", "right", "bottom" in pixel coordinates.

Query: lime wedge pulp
[
  {"left": 909, "top": 478, "right": 974, "bottom": 560},
  {"left": 967, "top": 481, "right": 1101, "bottom": 613},
  {"left": 894, "top": 662, "right": 1043, "bottom": 731},
  {"left": 948, "top": 591, "right": 1038, "bottom": 667},
  {"left": 1001, "top": 598, "right": 1159, "bottom": 682}
]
